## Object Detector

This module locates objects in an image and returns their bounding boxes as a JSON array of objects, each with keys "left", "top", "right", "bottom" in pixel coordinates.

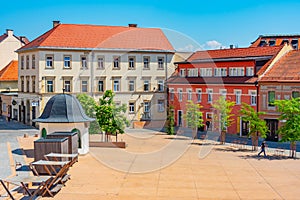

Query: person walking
[{"left": 258, "top": 141, "right": 267, "bottom": 157}]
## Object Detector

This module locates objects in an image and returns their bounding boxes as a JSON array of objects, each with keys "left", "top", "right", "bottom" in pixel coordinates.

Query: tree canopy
[
  {"left": 183, "top": 100, "right": 204, "bottom": 130},
  {"left": 212, "top": 96, "right": 235, "bottom": 132}
]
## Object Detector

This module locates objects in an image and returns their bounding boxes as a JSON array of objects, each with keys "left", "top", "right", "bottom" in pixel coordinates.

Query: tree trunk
[
  {"left": 192, "top": 127, "right": 198, "bottom": 139},
  {"left": 251, "top": 134, "right": 258, "bottom": 151},
  {"left": 290, "top": 142, "right": 296, "bottom": 158},
  {"left": 220, "top": 131, "right": 226, "bottom": 144}
]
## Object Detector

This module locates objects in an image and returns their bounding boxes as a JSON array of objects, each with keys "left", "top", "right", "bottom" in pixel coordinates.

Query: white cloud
[{"left": 203, "top": 40, "right": 227, "bottom": 50}]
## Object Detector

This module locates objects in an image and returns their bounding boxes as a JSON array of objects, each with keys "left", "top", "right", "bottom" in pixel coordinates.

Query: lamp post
[{"left": 254, "top": 80, "right": 259, "bottom": 150}]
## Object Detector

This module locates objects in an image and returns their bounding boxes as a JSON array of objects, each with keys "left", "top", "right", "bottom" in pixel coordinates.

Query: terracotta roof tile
[
  {"left": 19, "top": 24, "right": 174, "bottom": 51},
  {"left": 188, "top": 46, "right": 283, "bottom": 61},
  {"left": 260, "top": 50, "right": 300, "bottom": 82},
  {"left": 0, "top": 60, "right": 18, "bottom": 81},
  {"left": 0, "top": 34, "right": 8, "bottom": 42}
]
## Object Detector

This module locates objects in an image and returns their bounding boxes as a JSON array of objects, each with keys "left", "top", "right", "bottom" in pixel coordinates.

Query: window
[
  {"left": 269, "top": 40, "right": 276, "bottom": 46},
  {"left": 32, "top": 76, "right": 36, "bottom": 93},
  {"left": 291, "top": 39, "right": 298, "bottom": 49},
  {"left": 81, "top": 56, "right": 87, "bottom": 69},
  {"left": 250, "top": 91, "right": 257, "bottom": 105},
  {"left": 64, "top": 80, "right": 71, "bottom": 92},
  {"left": 144, "top": 80, "right": 150, "bottom": 91},
  {"left": 187, "top": 68, "right": 198, "bottom": 77},
  {"left": 97, "top": 57, "right": 105, "bottom": 69},
  {"left": 64, "top": 56, "right": 71, "bottom": 68},
  {"left": 46, "top": 80, "right": 54, "bottom": 92},
  {"left": 20, "top": 76, "right": 24, "bottom": 92},
  {"left": 200, "top": 68, "right": 212, "bottom": 77},
  {"left": 129, "top": 102, "right": 135, "bottom": 113},
  {"left": 26, "top": 76, "right": 30, "bottom": 92},
  {"left": 207, "top": 89, "right": 213, "bottom": 103},
  {"left": 180, "top": 69, "right": 186, "bottom": 77},
  {"left": 268, "top": 91, "right": 275, "bottom": 106},
  {"left": 292, "top": 91, "right": 299, "bottom": 98},
  {"left": 113, "top": 56, "right": 120, "bottom": 69},
  {"left": 259, "top": 40, "right": 267, "bottom": 47},
  {"left": 229, "top": 67, "right": 244, "bottom": 76},
  {"left": 235, "top": 90, "right": 241, "bottom": 105},
  {"left": 246, "top": 67, "right": 254, "bottom": 76},
  {"left": 214, "top": 68, "right": 227, "bottom": 77},
  {"left": 26, "top": 55, "right": 29, "bottom": 69},
  {"left": 144, "top": 102, "right": 150, "bottom": 112},
  {"left": 158, "top": 100, "right": 165, "bottom": 112},
  {"left": 281, "top": 39, "right": 289, "bottom": 45},
  {"left": 220, "top": 89, "right": 227, "bottom": 97},
  {"left": 158, "top": 80, "right": 164, "bottom": 92},
  {"left": 169, "top": 88, "right": 174, "bottom": 101},
  {"left": 98, "top": 80, "right": 104, "bottom": 92},
  {"left": 128, "top": 80, "right": 135, "bottom": 92},
  {"left": 21, "top": 56, "right": 24, "bottom": 69},
  {"left": 196, "top": 89, "right": 202, "bottom": 102},
  {"left": 113, "top": 79, "right": 120, "bottom": 92},
  {"left": 143, "top": 56, "right": 150, "bottom": 69},
  {"left": 32, "top": 55, "right": 36, "bottom": 69},
  {"left": 158, "top": 57, "right": 164, "bottom": 69},
  {"left": 81, "top": 80, "right": 88, "bottom": 92},
  {"left": 46, "top": 55, "right": 53, "bottom": 68},
  {"left": 128, "top": 56, "right": 135, "bottom": 69},
  {"left": 187, "top": 89, "right": 192, "bottom": 100},
  {"left": 178, "top": 89, "right": 183, "bottom": 102}
]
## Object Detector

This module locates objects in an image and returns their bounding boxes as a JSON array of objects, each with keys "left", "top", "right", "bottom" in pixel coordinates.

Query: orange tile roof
[
  {"left": 0, "top": 34, "right": 8, "bottom": 42},
  {"left": 19, "top": 24, "right": 174, "bottom": 51},
  {"left": 260, "top": 50, "right": 300, "bottom": 82},
  {"left": 188, "top": 46, "right": 283, "bottom": 61},
  {"left": 0, "top": 60, "right": 18, "bottom": 81}
]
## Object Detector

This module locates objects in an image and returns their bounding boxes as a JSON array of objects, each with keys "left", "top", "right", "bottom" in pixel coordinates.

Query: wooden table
[
  {"left": 45, "top": 152, "right": 78, "bottom": 166},
  {"left": 30, "top": 160, "right": 69, "bottom": 176},
  {"left": 1, "top": 175, "right": 52, "bottom": 200}
]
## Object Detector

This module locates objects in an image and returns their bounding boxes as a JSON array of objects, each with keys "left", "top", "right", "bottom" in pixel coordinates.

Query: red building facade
[{"left": 167, "top": 46, "right": 289, "bottom": 135}]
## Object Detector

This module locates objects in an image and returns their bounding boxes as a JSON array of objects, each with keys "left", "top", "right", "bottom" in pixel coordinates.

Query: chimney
[
  {"left": 229, "top": 44, "right": 234, "bottom": 49},
  {"left": 128, "top": 24, "right": 137, "bottom": 28},
  {"left": 53, "top": 21, "right": 60, "bottom": 28},
  {"left": 19, "top": 36, "right": 25, "bottom": 43},
  {"left": 6, "top": 29, "right": 13, "bottom": 36}
]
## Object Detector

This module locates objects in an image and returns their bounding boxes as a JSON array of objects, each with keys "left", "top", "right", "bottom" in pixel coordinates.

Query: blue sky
[{"left": 1, "top": 0, "right": 300, "bottom": 50}]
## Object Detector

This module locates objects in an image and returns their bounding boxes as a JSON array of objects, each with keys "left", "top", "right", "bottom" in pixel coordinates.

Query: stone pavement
[
  {"left": 0, "top": 116, "right": 38, "bottom": 179},
  {"left": 38, "top": 129, "right": 300, "bottom": 200}
]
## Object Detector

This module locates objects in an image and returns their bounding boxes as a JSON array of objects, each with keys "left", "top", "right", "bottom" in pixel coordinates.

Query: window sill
[
  {"left": 143, "top": 68, "right": 150, "bottom": 70},
  {"left": 112, "top": 68, "right": 121, "bottom": 70}
]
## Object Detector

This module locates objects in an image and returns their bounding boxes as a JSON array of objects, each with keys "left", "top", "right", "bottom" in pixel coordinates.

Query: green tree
[
  {"left": 274, "top": 97, "right": 300, "bottom": 158},
  {"left": 240, "top": 103, "right": 268, "bottom": 151},
  {"left": 212, "top": 96, "right": 235, "bottom": 144},
  {"left": 77, "top": 94, "right": 100, "bottom": 134},
  {"left": 95, "top": 90, "right": 129, "bottom": 141},
  {"left": 183, "top": 100, "right": 204, "bottom": 139},
  {"left": 166, "top": 105, "right": 175, "bottom": 135}
]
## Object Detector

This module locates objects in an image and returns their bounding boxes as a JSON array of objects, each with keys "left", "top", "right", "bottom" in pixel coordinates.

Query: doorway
[
  {"left": 177, "top": 110, "right": 183, "bottom": 127},
  {"left": 265, "top": 119, "right": 279, "bottom": 141},
  {"left": 241, "top": 120, "right": 249, "bottom": 136}
]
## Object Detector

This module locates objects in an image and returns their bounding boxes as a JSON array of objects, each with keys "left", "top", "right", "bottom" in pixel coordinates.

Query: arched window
[
  {"left": 41, "top": 128, "right": 47, "bottom": 139},
  {"left": 72, "top": 128, "right": 81, "bottom": 148}
]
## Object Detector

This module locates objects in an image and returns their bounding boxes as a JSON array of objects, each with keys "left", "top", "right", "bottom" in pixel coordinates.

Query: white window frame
[
  {"left": 246, "top": 67, "right": 254, "bottom": 76},
  {"left": 169, "top": 88, "right": 175, "bottom": 101},
  {"left": 113, "top": 79, "right": 120, "bottom": 92},
  {"left": 196, "top": 89, "right": 202, "bottom": 102},
  {"left": 158, "top": 100, "right": 165, "bottom": 112},
  {"left": 234, "top": 90, "right": 242, "bottom": 105},
  {"left": 46, "top": 79, "right": 54, "bottom": 93},
  {"left": 113, "top": 56, "right": 120, "bottom": 69},
  {"left": 98, "top": 80, "right": 104, "bottom": 92},
  {"left": 207, "top": 89, "right": 213, "bottom": 103},
  {"left": 64, "top": 80, "right": 71, "bottom": 92},
  {"left": 220, "top": 89, "right": 227, "bottom": 97},
  {"left": 250, "top": 90, "right": 257, "bottom": 105},
  {"left": 200, "top": 68, "right": 212, "bottom": 77},
  {"left": 129, "top": 102, "right": 135, "bottom": 113},
  {"left": 81, "top": 80, "right": 88, "bottom": 92},
  {"left": 128, "top": 80, "right": 135, "bottom": 92},
  {"left": 187, "top": 68, "right": 198, "bottom": 77},
  {"left": 180, "top": 69, "right": 186, "bottom": 77},
  {"left": 187, "top": 89, "right": 192, "bottom": 101},
  {"left": 64, "top": 55, "right": 71, "bottom": 69},
  {"left": 81, "top": 56, "right": 88, "bottom": 69},
  {"left": 158, "top": 57, "right": 164, "bottom": 69},
  {"left": 32, "top": 54, "right": 36, "bottom": 69},
  {"left": 214, "top": 68, "right": 227, "bottom": 77},
  {"left": 144, "top": 80, "right": 150, "bottom": 91},
  {"left": 178, "top": 89, "right": 183, "bottom": 102},
  {"left": 157, "top": 80, "right": 164, "bottom": 92},
  {"left": 229, "top": 67, "right": 245, "bottom": 76},
  {"left": 143, "top": 56, "right": 150, "bottom": 69},
  {"left": 46, "top": 55, "right": 53, "bottom": 68},
  {"left": 97, "top": 56, "right": 105, "bottom": 69}
]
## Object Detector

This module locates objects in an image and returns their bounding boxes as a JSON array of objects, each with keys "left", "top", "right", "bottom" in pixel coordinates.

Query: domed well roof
[{"left": 34, "top": 94, "right": 95, "bottom": 123}]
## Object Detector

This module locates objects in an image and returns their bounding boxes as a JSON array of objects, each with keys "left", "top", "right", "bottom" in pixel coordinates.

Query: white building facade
[{"left": 17, "top": 22, "right": 178, "bottom": 128}]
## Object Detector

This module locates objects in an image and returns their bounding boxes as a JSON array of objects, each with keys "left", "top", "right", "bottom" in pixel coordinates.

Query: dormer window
[
  {"left": 259, "top": 40, "right": 267, "bottom": 47},
  {"left": 268, "top": 40, "right": 276, "bottom": 46},
  {"left": 281, "top": 39, "right": 289, "bottom": 45},
  {"left": 291, "top": 39, "right": 298, "bottom": 49}
]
